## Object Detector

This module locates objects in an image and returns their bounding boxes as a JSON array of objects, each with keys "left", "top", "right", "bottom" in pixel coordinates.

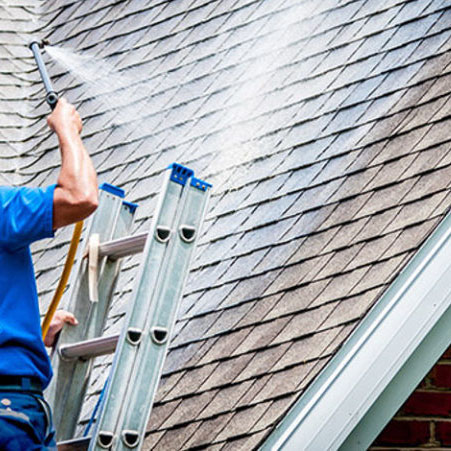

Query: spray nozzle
[
  {"left": 28, "top": 39, "right": 50, "bottom": 50},
  {"left": 29, "top": 39, "right": 59, "bottom": 110}
]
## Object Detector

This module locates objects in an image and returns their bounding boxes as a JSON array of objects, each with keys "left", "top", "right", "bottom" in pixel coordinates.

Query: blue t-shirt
[{"left": 0, "top": 185, "right": 56, "bottom": 389}]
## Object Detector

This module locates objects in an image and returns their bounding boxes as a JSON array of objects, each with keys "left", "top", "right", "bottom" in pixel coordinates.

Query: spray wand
[
  {"left": 29, "top": 39, "right": 59, "bottom": 110},
  {"left": 28, "top": 39, "right": 83, "bottom": 343}
]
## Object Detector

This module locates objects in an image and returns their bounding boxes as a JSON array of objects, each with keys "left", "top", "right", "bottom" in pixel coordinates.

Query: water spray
[{"left": 29, "top": 39, "right": 59, "bottom": 110}]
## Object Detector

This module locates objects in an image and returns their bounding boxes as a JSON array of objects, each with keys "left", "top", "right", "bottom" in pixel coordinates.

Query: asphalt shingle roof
[{"left": 1, "top": 0, "right": 451, "bottom": 448}]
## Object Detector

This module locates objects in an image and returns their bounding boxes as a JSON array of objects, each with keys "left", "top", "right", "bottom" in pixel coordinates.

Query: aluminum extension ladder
[{"left": 48, "top": 163, "right": 211, "bottom": 450}]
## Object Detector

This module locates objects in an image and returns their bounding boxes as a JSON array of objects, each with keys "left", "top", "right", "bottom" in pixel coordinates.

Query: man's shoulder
[
  {"left": 0, "top": 186, "right": 18, "bottom": 201},
  {"left": 0, "top": 185, "right": 54, "bottom": 213},
  {"left": 0, "top": 186, "right": 51, "bottom": 199}
]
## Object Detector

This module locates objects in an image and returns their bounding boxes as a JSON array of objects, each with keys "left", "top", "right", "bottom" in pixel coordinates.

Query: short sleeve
[{"left": 0, "top": 184, "right": 56, "bottom": 249}]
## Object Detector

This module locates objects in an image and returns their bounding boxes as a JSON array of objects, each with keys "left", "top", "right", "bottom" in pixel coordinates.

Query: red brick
[
  {"left": 436, "top": 421, "right": 451, "bottom": 446},
  {"left": 373, "top": 420, "right": 430, "bottom": 446},
  {"left": 441, "top": 346, "right": 451, "bottom": 360},
  {"left": 429, "top": 364, "right": 451, "bottom": 389},
  {"left": 402, "top": 391, "right": 451, "bottom": 416}
]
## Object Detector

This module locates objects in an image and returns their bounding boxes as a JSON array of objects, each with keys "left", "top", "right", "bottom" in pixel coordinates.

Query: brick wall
[{"left": 371, "top": 346, "right": 451, "bottom": 449}]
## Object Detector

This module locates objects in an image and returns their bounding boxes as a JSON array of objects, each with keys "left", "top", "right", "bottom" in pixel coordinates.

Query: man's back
[{"left": 0, "top": 185, "right": 56, "bottom": 390}]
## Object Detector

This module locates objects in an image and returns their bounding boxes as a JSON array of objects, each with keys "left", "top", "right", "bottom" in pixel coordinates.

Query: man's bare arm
[{"left": 47, "top": 98, "right": 98, "bottom": 229}]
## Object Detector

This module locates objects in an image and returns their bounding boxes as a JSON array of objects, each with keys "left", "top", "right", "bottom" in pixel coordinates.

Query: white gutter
[{"left": 260, "top": 211, "right": 451, "bottom": 451}]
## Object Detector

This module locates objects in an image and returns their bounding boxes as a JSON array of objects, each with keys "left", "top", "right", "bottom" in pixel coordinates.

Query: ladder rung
[
  {"left": 59, "top": 334, "right": 119, "bottom": 360},
  {"left": 57, "top": 436, "right": 90, "bottom": 450},
  {"left": 99, "top": 232, "right": 147, "bottom": 259}
]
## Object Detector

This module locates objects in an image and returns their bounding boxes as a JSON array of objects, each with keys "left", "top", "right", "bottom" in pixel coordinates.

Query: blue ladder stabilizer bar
[
  {"left": 99, "top": 183, "right": 138, "bottom": 212},
  {"left": 123, "top": 201, "right": 138, "bottom": 214},
  {"left": 99, "top": 182, "right": 125, "bottom": 199},
  {"left": 168, "top": 163, "right": 212, "bottom": 191}
]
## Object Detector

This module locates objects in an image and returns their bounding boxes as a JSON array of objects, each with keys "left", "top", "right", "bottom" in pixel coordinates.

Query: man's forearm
[
  {"left": 57, "top": 130, "right": 98, "bottom": 207},
  {"left": 49, "top": 99, "right": 98, "bottom": 229}
]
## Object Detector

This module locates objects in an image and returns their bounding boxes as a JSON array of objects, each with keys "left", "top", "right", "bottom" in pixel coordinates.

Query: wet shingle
[
  {"left": 159, "top": 390, "right": 217, "bottom": 430},
  {"left": 163, "top": 363, "right": 219, "bottom": 402},
  {"left": 232, "top": 316, "right": 292, "bottom": 355},
  {"left": 199, "top": 353, "right": 255, "bottom": 391},
  {"left": 213, "top": 402, "right": 271, "bottom": 443},
  {"left": 264, "top": 280, "right": 329, "bottom": 319},
  {"left": 196, "top": 380, "right": 254, "bottom": 420},
  {"left": 386, "top": 191, "right": 448, "bottom": 232},
  {"left": 220, "top": 429, "right": 271, "bottom": 451},
  {"left": 235, "top": 343, "right": 291, "bottom": 382},
  {"left": 234, "top": 294, "right": 281, "bottom": 328},
  {"left": 272, "top": 327, "right": 342, "bottom": 372},
  {"left": 321, "top": 287, "right": 384, "bottom": 329},
  {"left": 195, "top": 328, "right": 251, "bottom": 365},
  {"left": 147, "top": 399, "right": 181, "bottom": 432},
  {"left": 151, "top": 422, "right": 200, "bottom": 451},
  {"left": 273, "top": 302, "right": 338, "bottom": 344}
]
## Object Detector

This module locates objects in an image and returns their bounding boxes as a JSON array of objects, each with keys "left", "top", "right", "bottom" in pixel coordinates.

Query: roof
[{"left": 1, "top": 0, "right": 451, "bottom": 449}]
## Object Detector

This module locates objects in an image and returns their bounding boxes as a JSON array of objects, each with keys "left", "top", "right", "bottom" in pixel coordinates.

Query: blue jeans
[{"left": 0, "top": 391, "right": 56, "bottom": 450}]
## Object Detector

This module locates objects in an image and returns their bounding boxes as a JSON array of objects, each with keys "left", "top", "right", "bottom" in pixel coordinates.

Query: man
[{"left": 0, "top": 98, "right": 98, "bottom": 449}]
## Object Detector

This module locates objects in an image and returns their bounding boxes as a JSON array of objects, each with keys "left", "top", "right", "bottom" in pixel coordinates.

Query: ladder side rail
[
  {"left": 57, "top": 200, "right": 136, "bottom": 441},
  {"left": 116, "top": 180, "right": 211, "bottom": 450},
  {"left": 48, "top": 187, "right": 134, "bottom": 441},
  {"left": 47, "top": 187, "right": 123, "bottom": 419},
  {"left": 88, "top": 172, "right": 183, "bottom": 450}
]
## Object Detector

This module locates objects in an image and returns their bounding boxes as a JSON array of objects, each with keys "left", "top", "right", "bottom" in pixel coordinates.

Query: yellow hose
[{"left": 42, "top": 220, "right": 84, "bottom": 341}]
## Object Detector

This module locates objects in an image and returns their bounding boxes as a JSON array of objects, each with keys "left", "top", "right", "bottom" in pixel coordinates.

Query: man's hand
[
  {"left": 47, "top": 98, "right": 82, "bottom": 137},
  {"left": 44, "top": 310, "right": 79, "bottom": 347}
]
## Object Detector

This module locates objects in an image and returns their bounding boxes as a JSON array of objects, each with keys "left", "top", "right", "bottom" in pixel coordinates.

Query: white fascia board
[
  {"left": 341, "top": 303, "right": 451, "bottom": 450},
  {"left": 260, "top": 212, "right": 451, "bottom": 451}
]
